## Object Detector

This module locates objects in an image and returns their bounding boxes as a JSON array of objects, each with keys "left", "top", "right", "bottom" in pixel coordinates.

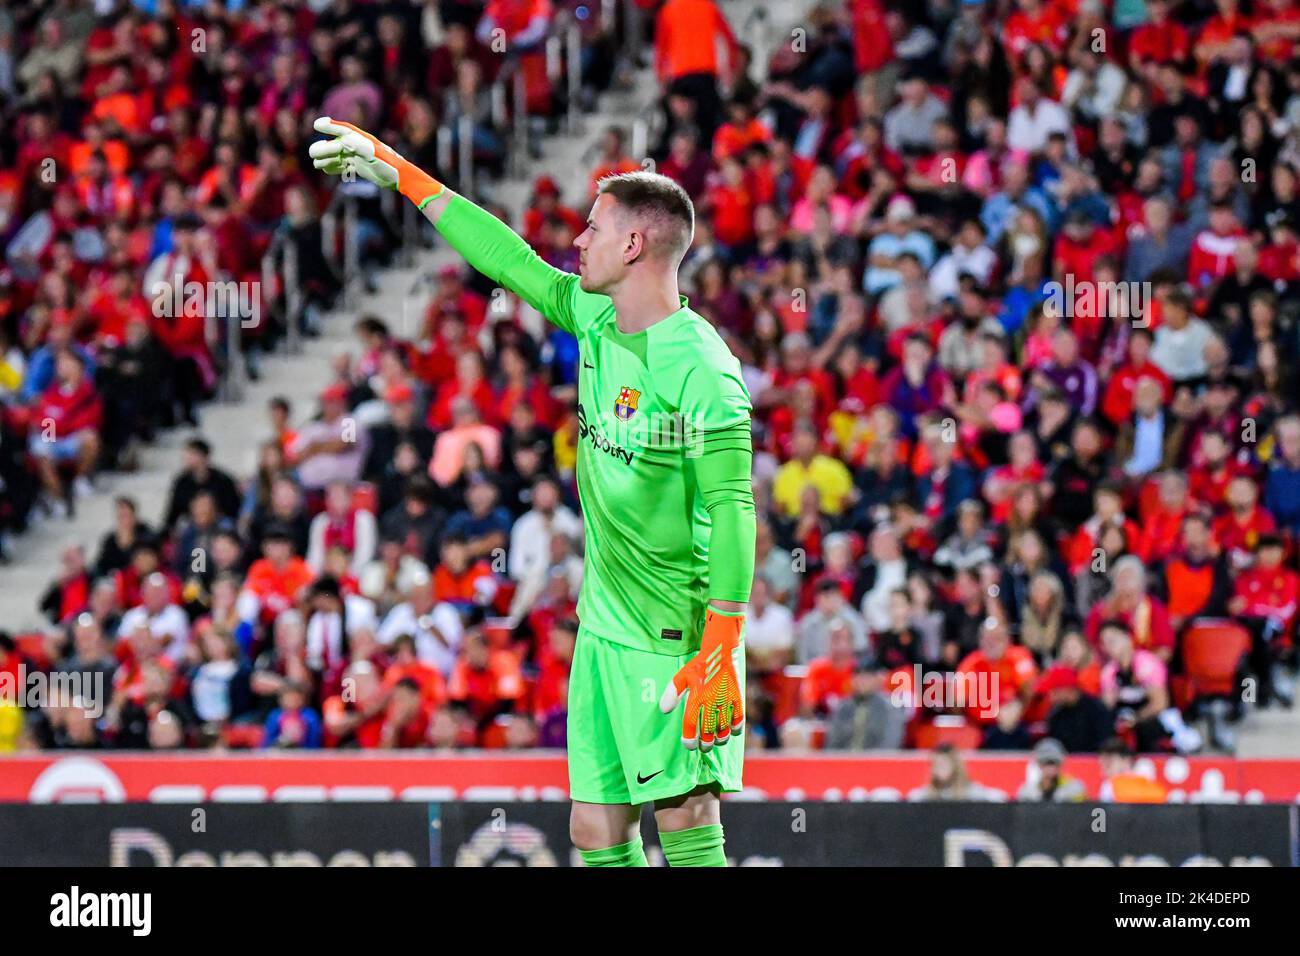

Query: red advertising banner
[{"left": 2, "top": 752, "right": 1300, "bottom": 803}]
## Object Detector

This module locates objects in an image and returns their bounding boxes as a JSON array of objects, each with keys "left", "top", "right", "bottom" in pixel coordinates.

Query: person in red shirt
[
  {"left": 1157, "top": 512, "right": 1233, "bottom": 633},
  {"left": 1230, "top": 534, "right": 1299, "bottom": 705},
  {"left": 1189, "top": 204, "right": 1248, "bottom": 290},
  {"left": 240, "top": 525, "right": 315, "bottom": 625},
  {"left": 1136, "top": 470, "right": 1198, "bottom": 564},
  {"left": 29, "top": 349, "right": 102, "bottom": 511},
  {"left": 799, "top": 621, "right": 859, "bottom": 717},
  {"left": 322, "top": 659, "right": 388, "bottom": 747},
  {"left": 1213, "top": 474, "right": 1278, "bottom": 570},
  {"left": 1197, "top": 0, "right": 1253, "bottom": 70},
  {"left": 1254, "top": 0, "right": 1300, "bottom": 62},
  {"left": 712, "top": 96, "right": 772, "bottom": 165},
  {"left": 1101, "top": 328, "right": 1173, "bottom": 427},
  {"left": 1187, "top": 430, "right": 1247, "bottom": 510},
  {"left": 448, "top": 628, "right": 524, "bottom": 727},
  {"left": 703, "top": 155, "right": 755, "bottom": 247},
  {"left": 521, "top": 175, "right": 586, "bottom": 248},
  {"left": 532, "top": 616, "right": 576, "bottom": 722},
  {"left": 956, "top": 618, "right": 1040, "bottom": 726},
  {"left": 1002, "top": 0, "right": 1068, "bottom": 60},
  {"left": 983, "top": 430, "right": 1046, "bottom": 523},
  {"left": 1128, "top": 0, "right": 1190, "bottom": 77},
  {"left": 382, "top": 633, "right": 448, "bottom": 710},
  {"left": 428, "top": 350, "right": 498, "bottom": 430},
  {"left": 1084, "top": 556, "right": 1177, "bottom": 661},
  {"left": 426, "top": 264, "right": 489, "bottom": 339},
  {"left": 378, "top": 677, "right": 432, "bottom": 748},
  {"left": 432, "top": 534, "right": 497, "bottom": 607}
]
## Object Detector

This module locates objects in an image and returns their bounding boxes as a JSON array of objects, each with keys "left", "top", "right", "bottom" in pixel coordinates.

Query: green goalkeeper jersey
[{"left": 433, "top": 195, "right": 756, "bottom": 656}]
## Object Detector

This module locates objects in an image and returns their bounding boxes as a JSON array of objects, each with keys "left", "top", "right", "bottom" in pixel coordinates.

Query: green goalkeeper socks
[
  {"left": 579, "top": 835, "right": 648, "bottom": 867},
  {"left": 660, "top": 824, "right": 727, "bottom": 867}
]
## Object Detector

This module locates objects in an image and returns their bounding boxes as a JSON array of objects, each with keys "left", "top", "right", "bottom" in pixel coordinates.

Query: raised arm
[{"left": 309, "top": 117, "right": 582, "bottom": 334}]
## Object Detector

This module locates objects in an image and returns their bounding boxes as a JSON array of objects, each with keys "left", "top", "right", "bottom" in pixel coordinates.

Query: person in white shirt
[
  {"left": 860, "top": 525, "right": 911, "bottom": 633},
  {"left": 303, "top": 576, "right": 378, "bottom": 673},
  {"left": 305, "top": 480, "right": 378, "bottom": 577},
  {"left": 745, "top": 576, "right": 795, "bottom": 672},
  {"left": 376, "top": 569, "right": 464, "bottom": 675},
  {"left": 117, "top": 573, "right": 190, "bottom": 662},
  {"left": 1149, "top": 288, "right": 1215, "bottom": 382},
  {"left": 1062, "top": 47, "right": 1127, "bottom": 123},
  {"left": 1007, "top": 77, "right": 1073, "bottom": 154},
  {"left": 927, "top": 219, "right": 997, "bottom": 302},
  {"left": 508, "top": 476, "right": 582, "bottom": 586}
]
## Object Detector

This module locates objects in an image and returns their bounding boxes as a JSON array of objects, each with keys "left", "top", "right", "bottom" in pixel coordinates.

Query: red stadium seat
[
  {"left": 350, "top": 482, "right": 377, "bottom": 514},
  {"left": 221, "top": 724, "right": 265, "bottom": 749},
  {"left": 15, "top": 633, "right": 53, "bottom": 669},
  {"left": 911, "top": 717, "right": 984, "bottom": 752},
  {"left": 1180, "top": 619, "right": 1251, "bottom": 704},
  {"left": 765, "top": 667, "right": 805, "bottom": 727},
  {"left": 480, "top": 717, "right": 512, "bottom": 749}
]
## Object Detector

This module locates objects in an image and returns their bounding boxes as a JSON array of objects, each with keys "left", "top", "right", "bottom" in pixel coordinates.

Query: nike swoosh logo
[
  {"left": 636, "top": 770, "right": 664, "bottom": 785},
  {"left": 583, "top": 360, "right": 594, "bottom": 369}
]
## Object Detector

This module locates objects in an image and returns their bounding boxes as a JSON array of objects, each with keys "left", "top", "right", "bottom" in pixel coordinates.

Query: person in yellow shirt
[
  {"left": 773, "top": 420, "right": 854, "bottom": 517},
  {"left": 0, "top": 701, "right": 22, "bottom": 752}
]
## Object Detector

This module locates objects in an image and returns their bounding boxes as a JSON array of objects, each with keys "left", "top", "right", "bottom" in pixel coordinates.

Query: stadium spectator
[
  {"left": 908, "top": 743, "right": 1001, "bottom": 801},
  {"left": 10, "top": 0, "right": 1300, "bottom": 767},
  {"left": 1014, "top": 737, "right": 1087, "bottom": 801},
  {"left": 824, "top": 662, "right": 908, "bottom": 749}
]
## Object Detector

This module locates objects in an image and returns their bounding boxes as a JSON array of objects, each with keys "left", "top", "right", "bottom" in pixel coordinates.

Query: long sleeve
[
  {"left": 433, "top": 193, "right": 583, "bottom": 335},
  {"left": 689, "top": 420, "right": 756, "bottom": 604}
]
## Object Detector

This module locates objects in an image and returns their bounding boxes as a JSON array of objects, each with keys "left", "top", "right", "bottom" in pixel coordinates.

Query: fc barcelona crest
[{"left": 614, "top": 386, "right": 640, "bottom": 421}]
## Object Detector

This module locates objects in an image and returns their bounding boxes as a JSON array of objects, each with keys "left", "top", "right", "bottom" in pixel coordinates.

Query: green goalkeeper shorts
[{"left": 567, "top": 628, "right": 746, "bottom": 805}]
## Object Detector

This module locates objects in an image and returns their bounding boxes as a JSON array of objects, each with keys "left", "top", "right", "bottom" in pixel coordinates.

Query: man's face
[
  {"left": 534, "top": 481, "right": 558, "bottom": 512},
  {"left": 1279, "top": 422, "right": 1300, "bottom": 460},
  {"left": 574, "top": 194, "right": 631, "bottom": 294},
  {"left": 979, "top": 625, "right": 1008, "bottom": 661},
  {"left": 1182, "top": 519, "right": 1208, "bottom": 554}
]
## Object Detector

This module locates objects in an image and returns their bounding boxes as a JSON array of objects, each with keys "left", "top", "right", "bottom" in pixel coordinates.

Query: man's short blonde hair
[{"left": 596, "top": 171, "right": 695, "bottom": 267}]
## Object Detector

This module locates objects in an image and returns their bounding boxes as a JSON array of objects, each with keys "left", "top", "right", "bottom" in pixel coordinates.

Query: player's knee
[{"left": 569, "top": 807, "right": 614, "bottom": 850}]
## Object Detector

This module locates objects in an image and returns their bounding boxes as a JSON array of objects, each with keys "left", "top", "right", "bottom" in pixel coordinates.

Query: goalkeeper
[{"left": 311, "top": 119, "right": 756, "bottom": 867}]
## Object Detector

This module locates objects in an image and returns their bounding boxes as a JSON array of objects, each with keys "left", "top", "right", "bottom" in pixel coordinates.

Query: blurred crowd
[{"left": 2, "top": 0, "right": 1300, "bottom": 759}]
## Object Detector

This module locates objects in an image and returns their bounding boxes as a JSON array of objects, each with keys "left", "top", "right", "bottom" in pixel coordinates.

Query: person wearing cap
[
  {"left": 1015, "top": 737, "right": 1087, "bottom": 801},
  {"left": 864, "top": 195, "right": 936, "bottom": 295},
  {"left": 287, "top": 381, "right": 366, "bottom": 493},
  {"left": 1039, "top": 665, "right": 1113, "bottom": 755},
  {"left": 1228, "top": 533, "right": 1299, "bottom": 707},
  {"left": 522, "top": 175, "right": 586, "bottom": 249},
  {"left": 362, "top": 381, "right": 434, "bottom": 484}
]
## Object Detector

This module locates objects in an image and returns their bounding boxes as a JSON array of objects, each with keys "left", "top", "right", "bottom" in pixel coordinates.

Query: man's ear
[{"left": 623, "top": 230, "right": 644, "bottom": 266}]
